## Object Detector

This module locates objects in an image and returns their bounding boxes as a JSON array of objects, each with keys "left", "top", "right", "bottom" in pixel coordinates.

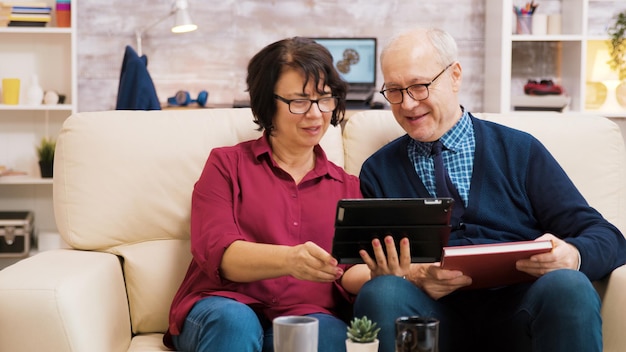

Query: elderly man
[{"left": 350, "top": 27, "right": 626, "bottom": 352}]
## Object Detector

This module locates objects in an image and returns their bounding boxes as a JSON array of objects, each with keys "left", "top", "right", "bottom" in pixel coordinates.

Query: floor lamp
[{"left": 135, "top": 0, "right": 198, "bottom": 57}]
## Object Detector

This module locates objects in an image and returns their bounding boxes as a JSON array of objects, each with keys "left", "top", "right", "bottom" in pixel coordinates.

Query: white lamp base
[{"left": 600, "top": 80, "right": 624, "bottom": 112}]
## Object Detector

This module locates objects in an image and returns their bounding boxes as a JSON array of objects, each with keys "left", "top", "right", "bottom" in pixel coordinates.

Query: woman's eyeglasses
[{"left": 274, "top": 94, "right": 339, "bottom": 114}]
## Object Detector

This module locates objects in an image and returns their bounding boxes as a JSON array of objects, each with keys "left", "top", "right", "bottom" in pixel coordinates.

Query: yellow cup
[{"left": 2, "top": 78, "right": 20, "bottom": 105}]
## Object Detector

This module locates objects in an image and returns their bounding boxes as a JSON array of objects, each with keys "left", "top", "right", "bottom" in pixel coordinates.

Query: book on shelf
[
  {"left": 9, "top": 13, "right": 50, "bottom": 21},
  {"left": 0, "top": 1, "right": 51, "bottom": 26},
  {"left": 11, "top": 6, "right": 52, "bottom": 14},
  {"left": 440, "top": 240, "right": 554, "bottom": 290},
  {"left": 8, "top": 20, "right": 46, "bottom": 26},
  {"left": 1, "top": 1, "right": 50, "bottom": 7}
]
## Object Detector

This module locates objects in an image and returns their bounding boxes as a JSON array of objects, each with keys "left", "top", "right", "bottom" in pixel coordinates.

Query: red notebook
[{"left": 440, "top": 240, "right": 554, "bottom": 290}]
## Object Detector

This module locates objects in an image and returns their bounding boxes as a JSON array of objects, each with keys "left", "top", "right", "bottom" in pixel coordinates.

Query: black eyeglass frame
[
  {"left": 379, "top": 63, "right": 454, "bottom": 104},
  {"left": 274, "top": 94, "right": 339, "bottom": 114}
]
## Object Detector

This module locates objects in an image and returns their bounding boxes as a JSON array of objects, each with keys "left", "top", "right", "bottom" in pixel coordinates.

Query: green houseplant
[
  {"left": 36, "top": 137, "right": 55, "bottom": 178},
  {"left": 346, "top": 316, "right": 380, "bottom": 352},
  {"left": 608, "top": 11, "right": 626, "bottom": 81}
]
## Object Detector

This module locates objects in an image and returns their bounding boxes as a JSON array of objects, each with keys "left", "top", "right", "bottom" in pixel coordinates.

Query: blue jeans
[
  {"left": 171, "top": 296, "right": 348, "bottom": 352},
  {"left": 354, "top": 270, "right": 601, "bottom": 352}
]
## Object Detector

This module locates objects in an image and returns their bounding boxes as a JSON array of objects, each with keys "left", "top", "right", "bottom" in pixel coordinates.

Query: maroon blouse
[{"left": 167, "top": 134, "right": 362, "bottom": 337}]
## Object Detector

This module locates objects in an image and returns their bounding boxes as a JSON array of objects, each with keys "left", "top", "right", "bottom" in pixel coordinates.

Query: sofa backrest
[
  {"left": 343, "top": 110, "right": 626, "bottom": 235},
  {"left": 53, "top": 108, "right": 344, "bottom": 334}
]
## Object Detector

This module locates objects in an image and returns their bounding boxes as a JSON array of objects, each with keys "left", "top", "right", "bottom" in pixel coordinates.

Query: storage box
[
  {"left": 511, "top": 95, "right": 571, "bottom": 112},
  {"left": 0, "top": 211, "right": 33, "bottom": 257}
]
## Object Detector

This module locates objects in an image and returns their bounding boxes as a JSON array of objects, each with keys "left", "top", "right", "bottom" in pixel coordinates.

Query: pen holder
[{"left": 516, "top": 14, "right": 532, "bottom": 35}]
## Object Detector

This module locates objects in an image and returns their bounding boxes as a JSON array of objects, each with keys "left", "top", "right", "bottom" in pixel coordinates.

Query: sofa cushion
[
  {"left": 343, "top": 110, "right": 405, "bottom": 176},
  {"left": 54, "top": 109, "right": 259, "bottom": 249},
  {"left": 111, "top": 239, "right": 191, "bottom": 334}
]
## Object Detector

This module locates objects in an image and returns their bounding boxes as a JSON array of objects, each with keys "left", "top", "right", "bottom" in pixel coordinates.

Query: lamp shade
[
  {"left": 591, "top": 49, "right": 619, "bottom": 82},
  {"left": 172, "top": 8, "right": 197, "bottom": 33},
  {"left": 590, "top": 48, "right": 623, "bottom": 111},
  {"left": 171, "top": 0, "right": 197, "bottom": 33}
]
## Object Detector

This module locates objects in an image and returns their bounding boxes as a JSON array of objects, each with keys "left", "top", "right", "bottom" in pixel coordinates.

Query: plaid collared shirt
[{"left": 407, "top": 109, "right": 475, "bottom": 207}]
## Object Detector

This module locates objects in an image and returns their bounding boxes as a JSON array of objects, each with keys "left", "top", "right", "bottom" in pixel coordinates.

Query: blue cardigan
[{"left": 359, "top": 114, "right": 626, "bottom": 281}]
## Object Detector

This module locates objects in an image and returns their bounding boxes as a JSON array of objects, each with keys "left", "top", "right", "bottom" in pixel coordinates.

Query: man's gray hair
[{"left": 381, "top": 27, "right": 458, "bottom": 67}]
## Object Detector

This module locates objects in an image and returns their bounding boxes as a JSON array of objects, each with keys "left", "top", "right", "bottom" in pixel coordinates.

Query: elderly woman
[{"left": 164, "top": 37, "right": 363, "bottom": 352}]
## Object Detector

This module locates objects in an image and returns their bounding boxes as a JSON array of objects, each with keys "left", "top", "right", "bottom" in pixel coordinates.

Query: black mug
[{"left": 395, "top": 316, "right": 439, "bottom": 352}]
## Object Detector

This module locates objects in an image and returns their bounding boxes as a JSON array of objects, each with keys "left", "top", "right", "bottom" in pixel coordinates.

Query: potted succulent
[
  {"left": 346, "top": 316, "right": 380, "bottom": 352},
  {"left": 36, "top": 137, "right": 55, "bottom": 178}
]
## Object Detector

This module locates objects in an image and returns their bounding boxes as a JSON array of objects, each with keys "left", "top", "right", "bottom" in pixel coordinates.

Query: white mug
[{"left": 273, "top": 315, "right": 318, "bottom": 352}]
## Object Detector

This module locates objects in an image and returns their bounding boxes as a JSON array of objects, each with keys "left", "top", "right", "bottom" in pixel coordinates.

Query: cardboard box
[{"left": 0, "top": 211, "right": 33, "bottom": 257}]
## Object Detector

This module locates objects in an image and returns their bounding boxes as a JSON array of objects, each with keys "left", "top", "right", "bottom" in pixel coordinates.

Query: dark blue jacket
[
  {"left": 116, "top": 45, "right": 161, "bottom": 110},
  {"left": 359, "top": 113, "right": 626, "bottom": 281}
]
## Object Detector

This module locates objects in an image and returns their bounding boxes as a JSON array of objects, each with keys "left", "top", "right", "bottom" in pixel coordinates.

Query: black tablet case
[{"left": 332, "top": 198, "right": 453, "bottom": 264}]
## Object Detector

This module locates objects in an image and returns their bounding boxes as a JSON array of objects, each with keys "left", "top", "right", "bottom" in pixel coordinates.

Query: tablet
[{"left": 331, "top": 198, "right": 453, "bottom": 264}]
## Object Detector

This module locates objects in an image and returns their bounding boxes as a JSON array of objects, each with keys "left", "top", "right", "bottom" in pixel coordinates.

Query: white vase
[
  {"left": 345, "top": 339, "right": 379, "bottom": 352},
  {"left": 25, "top": 74, "right": 44, "bottom": 105}
]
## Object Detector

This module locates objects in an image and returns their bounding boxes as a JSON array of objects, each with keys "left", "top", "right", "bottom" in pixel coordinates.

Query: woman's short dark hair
[{"left": 246, "top": 36, "right": 347, "bottom": 131}]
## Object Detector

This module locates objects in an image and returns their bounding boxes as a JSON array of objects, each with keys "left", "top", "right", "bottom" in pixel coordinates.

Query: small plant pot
[
  {"left": 39, "top": 160, "right": 53, "bottom": 178},
  {"left": 345, "top": 339, "right": 379, "bottom": 352}
]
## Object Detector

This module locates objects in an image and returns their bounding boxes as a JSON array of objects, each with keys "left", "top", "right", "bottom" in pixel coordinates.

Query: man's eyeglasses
[
  {"left": 274, "top": 94, "right": 339, "bottom": 114},
  {"left": 379, "top": 63, "right": 454, "bottom": 104}
]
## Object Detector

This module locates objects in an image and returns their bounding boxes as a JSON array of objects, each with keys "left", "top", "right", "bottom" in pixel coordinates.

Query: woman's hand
[
  {"left": 221, "top": 240, "right": 342, "bottom": 283},
  {"left": 287, "top": 241, "right": 344, "bottom": 282}
]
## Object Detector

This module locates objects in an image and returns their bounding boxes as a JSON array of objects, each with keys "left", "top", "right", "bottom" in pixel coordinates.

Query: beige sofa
[{"left": 0, "top": 109, "right": 625, "bottom": 352}]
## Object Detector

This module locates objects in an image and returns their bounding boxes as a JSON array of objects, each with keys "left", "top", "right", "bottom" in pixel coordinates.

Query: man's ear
[{"left": 450, "top": 62, "right": 462, "bottom": 92}]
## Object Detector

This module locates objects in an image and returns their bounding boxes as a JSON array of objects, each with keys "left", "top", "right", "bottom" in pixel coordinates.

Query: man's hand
[
  {"left": 417, "top": 264, "right": 472, "bottom": 300},
  {"left": 516, "top": 233, "right": 580, "bottom": 277},
  {"left": 360, "top": 235, "right": 411, "bottom": 278}
]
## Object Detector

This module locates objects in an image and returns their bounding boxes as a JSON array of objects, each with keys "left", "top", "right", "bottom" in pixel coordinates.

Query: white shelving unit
[
  {"left": 0, "top": 1, "right": 76, "bottom": 266},
  {"left": 484, "top": 0, "right": 626, "bottom": 117}
]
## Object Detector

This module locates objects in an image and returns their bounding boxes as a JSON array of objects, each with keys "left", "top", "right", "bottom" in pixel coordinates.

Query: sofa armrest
[
  {"left": 0, "top": 249, "right": 132, "bottom": 352},
  {"left": 598, "top": 264, "right": 626, "bottom": 352}
]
